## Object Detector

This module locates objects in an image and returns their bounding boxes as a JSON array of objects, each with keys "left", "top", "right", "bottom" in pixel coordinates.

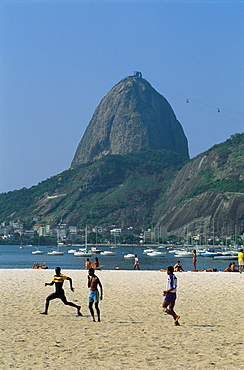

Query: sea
[{"left": 0, "top": 244, "right": 237, "bottom": 271}]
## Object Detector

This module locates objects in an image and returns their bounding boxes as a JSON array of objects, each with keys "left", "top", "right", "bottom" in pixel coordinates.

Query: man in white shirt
[{"left": 162, "top": 266, "right": 180, "bottom": 326}]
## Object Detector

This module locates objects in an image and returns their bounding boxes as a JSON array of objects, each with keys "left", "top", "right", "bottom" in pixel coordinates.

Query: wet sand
[{"left": 1, "top": 269, "right": 243, "bottom": 369}]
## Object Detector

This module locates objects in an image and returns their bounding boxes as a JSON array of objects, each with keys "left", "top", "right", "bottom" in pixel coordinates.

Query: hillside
[
  {"left": 0, "top": 150, "right": 186, "bottom": 229},
  {"left": 155, "top": 133, "right": 244, "bottom": 236}
]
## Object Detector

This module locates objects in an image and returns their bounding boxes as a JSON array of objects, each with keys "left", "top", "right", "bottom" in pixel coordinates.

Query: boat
[
  {"left": 201, "top": 250, "right": 222, "bottom": 257},
  {"left": 100, "top": 250, "right": 116, "bottom": 256},
  {"left": 47, "top": 249, "right": 64, "bottom": 256},
  {"left": 213, "top": 254, "right": 238, "bottom": 260},
  {"left": 67, "top": 248, "right": 77, "bottom": 254},
  {"left": 147, "top": 251, "right": 166, "bottom": 257},
  {"left": 89, "top": 247, "right": 102, "bottom": 253},
  {"left": 124, "top": 253, "right": 135, "bottom": 259},
  {"left": 32, "top": 247, "right": 44, "bottom": 255},
  {"left": 47, "top": 233, "right": 64, "bottom": 255},
  {"left": 174, "top": 250, "right": 192, "bottom": 258},
  {"left": 143, "top": 248, "right": 154, "bottom": 254},
  {"left": 74, "top": 227, "right": 93, "bottom": 257}
]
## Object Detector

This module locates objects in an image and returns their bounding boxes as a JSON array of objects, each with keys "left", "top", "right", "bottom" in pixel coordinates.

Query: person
[
  {"left": 238, "top": 249, "right": 244, "bottom": 272},
  {"left": 224, "top": 263, "right": 239, "bottom": 272},
  {"left": 85, "top": 258, "right": 91, "bottom": 269},
  {"left": 192, "top": 268, "right": 217, "bottom": 272},
  {"left": 32, "top": 262, "right": 48, "bottom": 269},
  {"left": 192, "top": 250, "right": 197, "bottom": 271},
  {"left": 40, "top": 267, "right": 82, "bottom": 316},
  {"left": 87, "top": 267, "right": 103, "bottom": 322},
  {"left": 91, "top": 257, "right": 99, "bottom": 269},
  {"left": 134, "top": 254, "right": 140, "bottom": 270},
  {"left": 162, "top": 266, "right": 180, "bottom": 326},
  {"left": 174, "top": 261, "right": 184, "bottom": 272}
]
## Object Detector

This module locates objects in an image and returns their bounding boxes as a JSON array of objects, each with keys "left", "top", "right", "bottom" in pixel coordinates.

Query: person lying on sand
[
  {"left": 32, "top": 262, "right": 48, "bottom": 269},
  {"left": 191, "top": 268, "right": 218, "bottom": 272}
]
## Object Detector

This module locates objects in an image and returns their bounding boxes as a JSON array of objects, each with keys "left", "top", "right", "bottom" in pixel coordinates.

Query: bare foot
[
  {"left": 174, "top": 321, "right": 180, "bottom": 326},
  {"left": 40, "top": 312, "right": 47, "bottom": 315},
  {"left": 174, "top": 315, "right": 180, "bottom": 324},
  {"left": 77, "top": 306, "right": 82, "bottom": 316}
]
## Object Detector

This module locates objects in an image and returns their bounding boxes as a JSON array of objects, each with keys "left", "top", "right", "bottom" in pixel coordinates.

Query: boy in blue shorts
[
  {"left": 162, "top": 266, "right": 180, "bottom": 326},
  {"left": 87, "top": 267, "right": 103, "bottom": 322}
]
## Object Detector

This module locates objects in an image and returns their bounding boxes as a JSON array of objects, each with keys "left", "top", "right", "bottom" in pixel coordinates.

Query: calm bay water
[{"left": 0, "top": 244, "right": 236, "bottom": 271}]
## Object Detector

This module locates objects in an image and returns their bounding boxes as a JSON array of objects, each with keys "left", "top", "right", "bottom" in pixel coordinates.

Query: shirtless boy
[
  {"left": 87, "top": 267, "right": 103, "bottom": 322},
  {"left": 162, "top": 266, "right": 180, "bottom": 326}
]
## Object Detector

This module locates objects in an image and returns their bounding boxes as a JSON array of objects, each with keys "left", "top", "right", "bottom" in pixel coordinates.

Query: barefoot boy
[
  {"left": 87, "top": 267, "right": 103, "bottom": 322},
  {"left": 162, "top": 266, "right": 180, "bottom": 326}
]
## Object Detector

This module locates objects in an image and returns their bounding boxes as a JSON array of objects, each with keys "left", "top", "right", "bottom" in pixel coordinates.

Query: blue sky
[{"left": 0, "top": 0, "right": 243, "bottom": 193}]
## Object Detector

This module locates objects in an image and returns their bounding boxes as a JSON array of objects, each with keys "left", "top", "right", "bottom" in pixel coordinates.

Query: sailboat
[
  {"left": 74, "top": 226, "right": 93, "bottom": 257},
  {"left": 47, "top": 233, "right": 64, "bottom": 255}
]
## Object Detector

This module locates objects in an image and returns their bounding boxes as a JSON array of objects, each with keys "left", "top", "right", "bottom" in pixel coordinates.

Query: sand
[{"left": 1, "top": 269, "right": 243, "bottom": 369}]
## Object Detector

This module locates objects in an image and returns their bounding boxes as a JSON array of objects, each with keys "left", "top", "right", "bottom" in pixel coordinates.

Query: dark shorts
[{"left": 164, "top": 292, "right": 176, "bottom": 303}]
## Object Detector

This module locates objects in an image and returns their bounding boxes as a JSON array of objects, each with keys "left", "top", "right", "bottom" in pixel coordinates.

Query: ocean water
[{"left": 0, "top": 244, "right": 236, "bottom": 272}]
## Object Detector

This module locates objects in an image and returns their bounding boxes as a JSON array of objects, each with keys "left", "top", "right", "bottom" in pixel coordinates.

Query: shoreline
[{"left": 1, "top": 269, "right": 243, "bottom": 369}]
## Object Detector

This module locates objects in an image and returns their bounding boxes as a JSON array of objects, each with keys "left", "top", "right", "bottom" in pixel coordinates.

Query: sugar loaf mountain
[{"left": 0, "top": 74, "right": 243, "bottom": 237}]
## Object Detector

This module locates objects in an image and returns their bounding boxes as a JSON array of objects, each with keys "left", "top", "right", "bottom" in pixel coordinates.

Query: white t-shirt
[{"left": 166, "top": 274, "right": 177, "bottom": 293}]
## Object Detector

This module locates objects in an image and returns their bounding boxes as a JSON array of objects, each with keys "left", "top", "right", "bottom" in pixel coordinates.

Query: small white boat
[
  {"left": 124, "top": 253, "right": 135, "bottom": 259},
  {"left": 201, "top": 251, "right": 222, "bottom": 257},
  {"left": 147, "top": 251, "right": 166, "bottom": 257},
  {"left": 74, "top": 251, "right": 92, "bottom": 257},
  {"left": 68, "top": 248, "right": 77, "bottom": 254},
  {"left": 143, "top": 248, "right": 154, "bottom": 254},
  {"left": 32, "top": 248, "right": 44, "bottom": 255},
  {"left": 213, "top": 255, "right": 238, "bottom": 260},
  {"left": 47, "top": 250, "right": 65, "bottom": 256},
  {"left": 174, "top": 251, "right": 192, "bottom": 258},
  {"left": 100, "top": 250, "right": 116, "bottom": 256}
]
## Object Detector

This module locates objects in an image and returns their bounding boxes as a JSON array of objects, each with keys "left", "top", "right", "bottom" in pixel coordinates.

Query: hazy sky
[{"left": 1, "top": 0, "right": 243, "bottom": 193}]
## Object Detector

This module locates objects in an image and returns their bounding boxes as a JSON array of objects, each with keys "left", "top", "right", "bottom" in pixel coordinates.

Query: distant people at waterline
[
  {"left": 238, "top": 249, "right": 244, "bottom": 272},
  {"left": 85, "top": 258, "right": 91, "bottom": 269},
  {"left": 224, "top": 263, "right": 239, "bottom": 272},
  {"left": 134, "top": 254, "right": 140, "bottom": 270},
  {"left": 32, "top": 262, "right": 48, "bottom": 269},
  {"left": 192, "top": 250, "right": 197, "bottom": 271},
  {"left": 174, "top": 261, "right": 184, "bottom": 272}
]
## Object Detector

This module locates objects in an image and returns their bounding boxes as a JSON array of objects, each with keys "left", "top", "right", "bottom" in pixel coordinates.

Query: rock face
[
  {"left": 71, "top": 75, "right": 189, "bottom": 167},
  {"left": 155, "top": 134, "right": 244, "bottom": 236}
]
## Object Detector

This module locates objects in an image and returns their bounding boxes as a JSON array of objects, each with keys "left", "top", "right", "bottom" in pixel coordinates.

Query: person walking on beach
[
  {"left": 91, "top": 256, "right": 99, "bottom": 269},
  {"left": 238, "top": 249, "right": 244, "bottom": 272},
  {"left": 162, "top": 266, "right": 180, "bottom": 326},
  {"left": 134, "top": 254, "right": 140, "bottom": 270},
  {"left": 192, "top": 250, "right": 197, "bottom": 271},
  {"left": 87, "top": 267, "right": 103, "bottom": 322},
  {"left": 40, "top": 267, "right": 82, "bottom": 316}
]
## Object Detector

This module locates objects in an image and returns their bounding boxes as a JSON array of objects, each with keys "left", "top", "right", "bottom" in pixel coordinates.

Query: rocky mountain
[
  {"left": 71, "top": 74, "right": 189, "bottom": 167},
  {"left": 154, "top": 133, "right": 244, "bottom": 237}
]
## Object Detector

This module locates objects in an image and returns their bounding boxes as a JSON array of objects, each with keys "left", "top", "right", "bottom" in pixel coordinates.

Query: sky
[{"left": 0, "top": 0, "right": 243, "bottom": 193}]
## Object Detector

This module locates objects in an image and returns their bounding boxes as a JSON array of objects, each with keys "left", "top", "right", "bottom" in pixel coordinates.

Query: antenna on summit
[{"left": 133, "top": 71, "right": 142, "bottom": 78}]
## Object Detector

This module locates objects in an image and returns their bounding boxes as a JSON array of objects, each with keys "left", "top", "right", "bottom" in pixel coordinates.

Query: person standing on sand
[
  {"left": 162, "top": 266, "right": 180, "bottom": 326},
  {"left": 40, "top": 267, "right": 82, "bottom": 316},
  {"left": 238, "top": 249, "right": 244, "bottom": 272},
  {"left": 87, "top": 267, "right": 103, "bottom": 322},
  {"left": 134, "top": 254, "right": 140, "bottom": 270},
  {"left": 192, "top": 250, "right": 197, "bottom": 271}
]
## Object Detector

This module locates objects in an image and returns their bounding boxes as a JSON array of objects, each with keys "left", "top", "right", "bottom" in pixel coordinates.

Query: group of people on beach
[
  {"left": 38, "top": 249, "right": 243, "bottom": 326},
  {"left": 40, "top": 266, "right": 103, "bottom": 322}
]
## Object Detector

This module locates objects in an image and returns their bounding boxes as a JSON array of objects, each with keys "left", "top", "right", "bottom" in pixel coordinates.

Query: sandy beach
[{"left": 1, "top": 269, "right": 243, "bottom": 369}]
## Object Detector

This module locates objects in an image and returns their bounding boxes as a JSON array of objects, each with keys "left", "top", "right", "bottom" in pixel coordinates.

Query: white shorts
[{"left": 238, "top": 260, "right": 244, "bottom": 266}]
